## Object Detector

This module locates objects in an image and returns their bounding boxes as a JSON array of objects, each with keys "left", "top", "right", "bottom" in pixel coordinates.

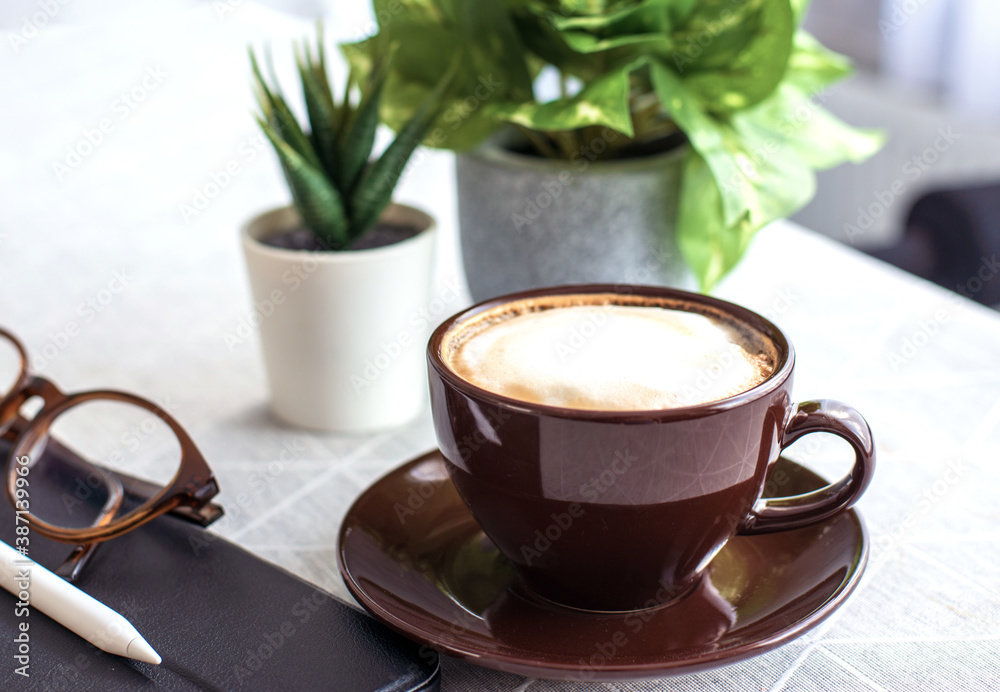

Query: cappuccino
[{"left": 442, "top": 295, "right": 776, "bottom": 411}]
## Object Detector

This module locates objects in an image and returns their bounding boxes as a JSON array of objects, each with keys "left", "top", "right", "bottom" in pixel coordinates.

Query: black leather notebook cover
[{"left": 0, "top": 440, "right": 439, "bottom": 691}]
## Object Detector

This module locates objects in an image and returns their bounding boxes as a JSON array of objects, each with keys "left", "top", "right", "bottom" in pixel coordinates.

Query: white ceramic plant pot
[{"left": 241, "top": 203, "right": 436, "bottom": 433}]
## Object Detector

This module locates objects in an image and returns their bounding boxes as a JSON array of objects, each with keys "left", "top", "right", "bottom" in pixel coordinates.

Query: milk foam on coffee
[{"left": 448, "top": 304, "right": 772, "bottom": 410}]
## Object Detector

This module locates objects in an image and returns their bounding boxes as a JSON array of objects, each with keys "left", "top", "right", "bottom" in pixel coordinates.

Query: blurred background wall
[{"left": 797, "top": 0, "right": 1000, "bottom": 255}]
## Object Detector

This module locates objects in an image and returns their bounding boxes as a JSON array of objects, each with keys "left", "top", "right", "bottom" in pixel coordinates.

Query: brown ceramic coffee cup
[{"left": 427, "top": 285, "right": 875, "bottom": 612}]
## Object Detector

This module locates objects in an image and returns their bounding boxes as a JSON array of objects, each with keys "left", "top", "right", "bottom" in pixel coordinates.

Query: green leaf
[
  {"left": 510, "top": 0, "right": 677, "bottom": 79},
  {"left": 782, "top": 30, "right": 852, "bottom": 94},
  {"left": 549, "top": 0, "right": 670, "bottom": 33},
  {"left": 675, "top": 123, "right": 818, "bottom": 291},
  {"left": 507, "top": 9, "right": 574, "bottom": 65},
  {"left": 486, "top": 58, "right": 643, "bottom": 135},
  {"left": 310, "top": 23, "right": 339, "bottom": 121},
  {"left": 348, "top": 59, "right": 458, "bottom": 241},
  {"left": 739, "top": 33, "right": 884, "bottom": 171},
  {"left": 507, "top": 7, "right": 596, "bottom": 79},
  {"left": 547, "top": 0, "right": 645, "bottom": 15},
  {"left": 745, "top": 81, "right": 884, "bottom": 170},
  {"left": 456, "top": 0, "right": 535, "bottom": 93},
  {"left": 342, "top": 0, "right": 534, "bottom": 151},
  {"left": 665, "top": 0, "right": 700, "bottom": 23},
  {"left": 656, "top": 38, "right": 883, "bottom": 290},
  {"left": 560, "top": 30, "right": 671, "bottom": 54},
  {"left": 789, "top": 0, "right": 811, "bottom": 22},
  {"left": 673, "top": 0, "right": 795, "bottom": 113},
  {"left": 258, "top": 118, "right": 350, "bottom": 249},
  {"left": 339, "top": 46, "right": 393, "bottom": 199},
  {"left": 295, "top": 43, "right": 341, "bottom": 187},
  {"left": 676, "top": 150, "right": 755, "bottom": 292},
  {"left": 250, "top": 48, "right": 324, "bottom": 171},
  {"left": 650, "top": 60, "right": 747, "bottom": 226}
]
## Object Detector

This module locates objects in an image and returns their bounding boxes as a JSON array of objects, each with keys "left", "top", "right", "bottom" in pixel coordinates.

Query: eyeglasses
[{"left": 0, "top": 328, "right": 223, "bottom": 581}]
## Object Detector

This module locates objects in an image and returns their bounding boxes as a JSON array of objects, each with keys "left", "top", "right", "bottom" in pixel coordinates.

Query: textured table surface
[{"left": 3, "top": 3, "right": 999, "bottom": 690}]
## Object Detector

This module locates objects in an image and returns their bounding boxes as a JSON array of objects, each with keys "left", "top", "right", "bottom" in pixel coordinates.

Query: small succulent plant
[{"left": 250, "top": 27, "right": 453, "bottom": 250}]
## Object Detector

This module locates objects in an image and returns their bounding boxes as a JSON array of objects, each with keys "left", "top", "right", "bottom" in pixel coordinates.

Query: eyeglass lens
[{"left": 19, "top": 399, "right": 182, "bottom": 530}]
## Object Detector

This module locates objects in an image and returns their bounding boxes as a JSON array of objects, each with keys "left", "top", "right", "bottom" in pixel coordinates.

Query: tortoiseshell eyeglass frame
[{"left": 0, "top": 328, "right": 223, "bottom": 581}]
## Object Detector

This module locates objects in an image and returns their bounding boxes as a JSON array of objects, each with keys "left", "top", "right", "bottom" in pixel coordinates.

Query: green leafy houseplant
[
  {"left": 344, "top": 0, "right": 883, "bottom": 289},
  {"left": 250, "top": 27, "right": 454, "bottom": 250}
]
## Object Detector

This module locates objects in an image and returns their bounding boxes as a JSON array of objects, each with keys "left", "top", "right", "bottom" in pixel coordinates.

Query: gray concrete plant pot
[{"left": 455, "top": 132, "right": 693, "bottom": 302}]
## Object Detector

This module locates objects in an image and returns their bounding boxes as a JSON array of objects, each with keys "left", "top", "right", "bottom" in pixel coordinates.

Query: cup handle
[{"left": 738, "top": 400, "right": 876, "bottom": 535}]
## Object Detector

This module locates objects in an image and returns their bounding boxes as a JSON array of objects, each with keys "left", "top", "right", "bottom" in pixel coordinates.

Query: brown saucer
[{"left": 337, "top": 451, "right": 869, "bottom": 681}]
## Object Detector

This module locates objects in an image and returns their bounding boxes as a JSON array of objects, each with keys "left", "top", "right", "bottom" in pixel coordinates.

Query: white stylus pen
[{"left": 0, "top": 539, "right": 161, "bottom": 665}]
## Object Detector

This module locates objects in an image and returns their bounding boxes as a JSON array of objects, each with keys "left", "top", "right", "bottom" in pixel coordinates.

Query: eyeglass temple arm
[
  {"left": 117, "top": 471, "right": 224, "bottom": 527},
  {"left": 56, "top": 486, "right": 125, "bottom": 582},
  {"left": 50, "top": 463, "right": 223, "bottom": 582}
]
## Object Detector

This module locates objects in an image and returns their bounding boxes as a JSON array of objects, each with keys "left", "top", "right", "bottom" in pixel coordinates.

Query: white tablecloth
[{"left": 3, "top": 3, "right": 999, "bottom": 690}]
